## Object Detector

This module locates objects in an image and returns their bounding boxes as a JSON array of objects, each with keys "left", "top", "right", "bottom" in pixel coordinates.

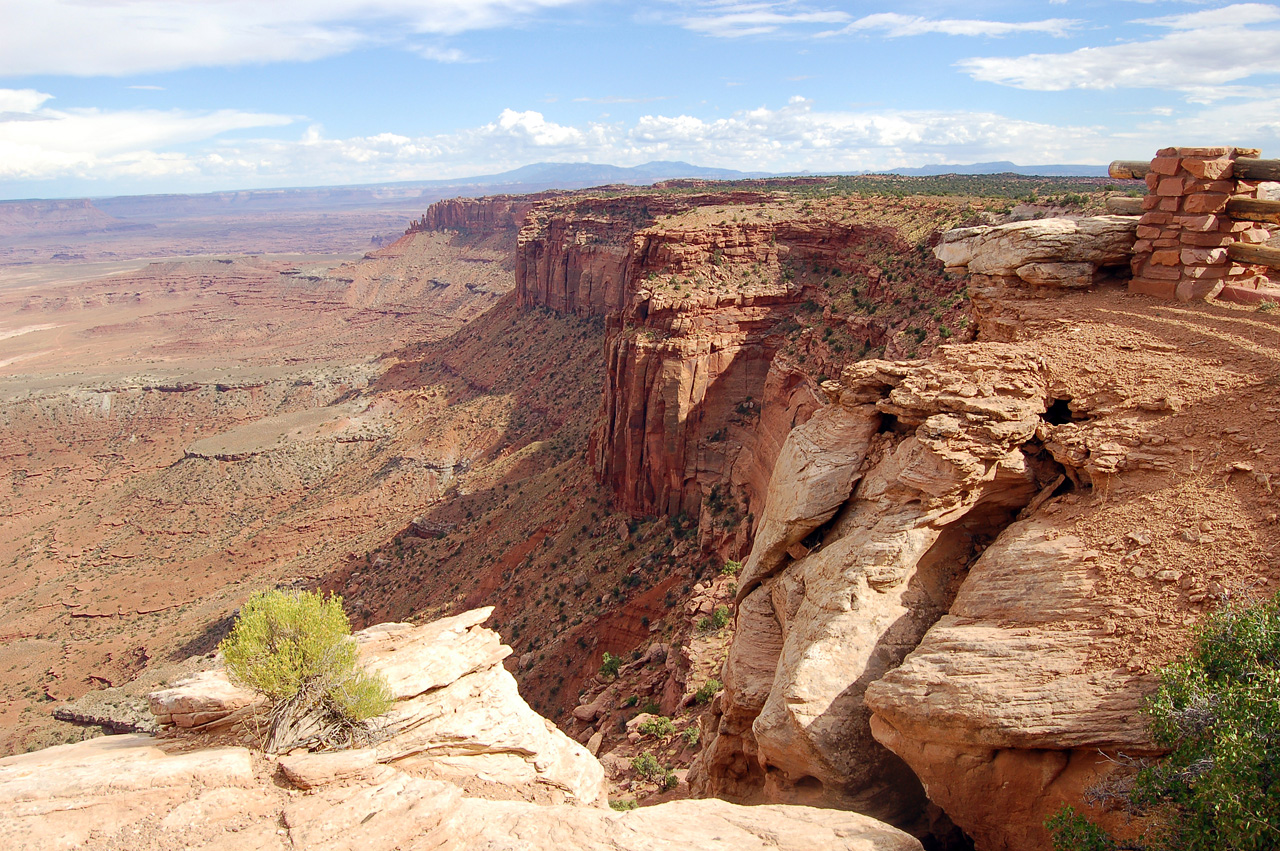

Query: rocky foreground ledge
[{"left": 0, "top": 608, "right": 920, "bottom": 850}]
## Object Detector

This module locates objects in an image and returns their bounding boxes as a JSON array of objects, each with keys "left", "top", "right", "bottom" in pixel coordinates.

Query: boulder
[
  {"left": 147, "top": 670, "right": 261, "bottom": 728},
  {"left": 934, "top": 216, "right": 1137, "bottom": 287}
]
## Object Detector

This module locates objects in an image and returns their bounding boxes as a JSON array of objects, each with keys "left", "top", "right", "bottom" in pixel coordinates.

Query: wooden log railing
[
  {"left": 1109, "top": 158, "right": 1280, "bottom": 182},
  {"left": 1104, "top": 196, "right": 1145, "bottom": 216},
  {"left": 1226, "top": 198, "right": 1280, "bottom": 225},
  {"left": 1227, "top": 242, "right": 1280, "bottom": 270}
]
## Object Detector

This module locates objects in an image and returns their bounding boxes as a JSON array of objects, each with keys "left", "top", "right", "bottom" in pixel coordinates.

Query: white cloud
[
  {"left": 0, "top": 0, "right": 584, "bottom": 76},
  {"left": 822, "top": 12, "right": 1079, "bottom": 39},
  {"left": 673, "top": 3, "right": 850, "bottom": 38},
  {"left": 960, "top": 2, "right": 1280, "bottom": 100},
  {"left": 0, "top": 88, "right": 295, "bottom": 180},
  {"left": 6, "top": 94, "right": 1280, "bottom": 194},
  {"left": 0, "top": 88, "right": 53, "bottom": 113},
  {"left": 663, "top": 2, "right": 1078, "bottom": 40}
]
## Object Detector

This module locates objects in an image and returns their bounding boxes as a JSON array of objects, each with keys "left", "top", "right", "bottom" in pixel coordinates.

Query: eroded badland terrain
[{"left": 2, "top": 164, "right": 1279, "bottom": 850}]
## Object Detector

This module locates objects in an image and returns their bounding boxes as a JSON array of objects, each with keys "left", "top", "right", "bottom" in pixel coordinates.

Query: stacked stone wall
[{"left": 1129, "top": 146, "right": 1274, "bottom": 301}]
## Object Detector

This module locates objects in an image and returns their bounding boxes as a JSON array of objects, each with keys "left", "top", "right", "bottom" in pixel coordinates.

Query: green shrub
[
  {"left": 600, "top": 651, "right": 622, "bottom": 679},
  {"left": 1049, "top": 591, "right": 1280, "bottom": 851},
  {"left": 220, "top": 589, "right": 392, "bottom": 752},
  {"left": 682, "top": 725, "right": 701, "bottom": 747},
  {"left": 609, "top": 798, "right": 638, "bottom": 811},
  {"left": 638, "top": 715, "right": 675, "bottom": 739},
  {"left": 631, "top": 751, "right": 663, "bottom": 781},
  {"left": 693, "top": 678, "right": 722, "bottom": 705},
  {"left": 720, "top": 560, "right": 742, "bottom": 576},
  {"left": 711, "top": 605, "right": 731, "bottom": 629}
]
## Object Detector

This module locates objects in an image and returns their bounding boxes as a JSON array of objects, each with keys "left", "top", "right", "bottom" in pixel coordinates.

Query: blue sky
[{"left": 2, "top": 1, "right": 1279, "bottom": 198}]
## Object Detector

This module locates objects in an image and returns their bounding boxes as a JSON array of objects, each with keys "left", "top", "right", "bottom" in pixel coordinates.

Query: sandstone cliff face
[
  {"left": 515, "top": 194, "right": 968, "bottom": 529},
  {"left": 408, "top": 194, "right": 559, "bottom": 234},
  {"left": 692, "top": 222, "right": 1280, "bottom": 849}
]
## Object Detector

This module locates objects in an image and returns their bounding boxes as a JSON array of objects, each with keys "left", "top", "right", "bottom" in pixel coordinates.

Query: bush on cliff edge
[
  {"left": 1049, "top": 591, "right": 1280, "bottom": 851},
  {"left": 220, "top": 589, "right": 393, "bottom": 752}
]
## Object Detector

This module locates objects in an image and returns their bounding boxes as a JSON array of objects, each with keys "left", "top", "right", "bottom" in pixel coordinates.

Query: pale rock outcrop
[
  {"left": 0, "top": 734, "right": 255, "bottom": 850},
  {"left": 864, "top": 519, "right": 1157, "bottom": 851},
  {"left": 0, "top": 732, "right": 922, "bottom": 850},
  {"left": 693, "top": 350, "right": 1056, "bottom": 825},
  {"left": 148, "top": 607, "right": 604, "bottom": 805},
  {"left": 934, "top": 216, "right": 1138, "bottom": 288},
  {"left": 148, "top": 669, "right": 261, "bottom": 728}
]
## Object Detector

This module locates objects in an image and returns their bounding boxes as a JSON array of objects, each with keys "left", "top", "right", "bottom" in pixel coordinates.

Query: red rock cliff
[{"left": 517, "top": 193, "right": 968, "bottom": 546}]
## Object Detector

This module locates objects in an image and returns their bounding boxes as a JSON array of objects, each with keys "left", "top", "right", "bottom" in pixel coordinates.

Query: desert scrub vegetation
[
  {"left": 599, "top": 651, "right": 622, "bottom": 679},
  {"left": 638, "top": 715, "right": 676, "bottom": 739},
  {"left": 221, "top": 589, "right": 392, "bottom": 753},
  {"left": 1048, "top": 591, "right": 1280, "bottom": 851},
  {"left": 693, "top": 678, "right": 722, "bottom": 705}
]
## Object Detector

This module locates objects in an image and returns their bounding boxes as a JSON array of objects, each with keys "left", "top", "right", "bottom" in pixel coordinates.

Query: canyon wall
[{"left": 514, "top": 195, "right": 967, "bottom": 537}]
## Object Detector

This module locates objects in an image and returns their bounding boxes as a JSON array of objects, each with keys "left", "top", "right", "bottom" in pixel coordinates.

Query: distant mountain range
[
  {"left": 0, "top": 159, "right": 1113, "bottom": 239},
  {"left": 879, "top": 161, "right": 1110, "bottom": 178}
]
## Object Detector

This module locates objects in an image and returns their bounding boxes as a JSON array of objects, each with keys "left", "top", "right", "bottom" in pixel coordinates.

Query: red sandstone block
[
  {"left": 1139, "top": 211, "right": 1173, "bottom": 225},
  {"left": 1145, "top": 173, "right": 1161, "bottom": 191},
  {"left": 1182, "top": 214, "right": 1221, "bottom": 232},
  {"left": 1234, "top": 147, "right": 1262, "bottom": 157},
  {"left": 1158, "top": 197, "right": 1180, "bottom": 212},
  {"left": 1154, "top": 238, "right": 1181, "bottom": 248},
  {"left": 1182, "top": 247, "right": 1228, "bottom": 265},
  {"left": 1183, "top": 263, "right": 1228, "bottom": 278},
  {"left": 1136, "top": 225, "right": 1162, "bottom": 239},
  {"left": 1184, "top": 193, "right": 1230, "bottom": 214},
  {"left": 1157, "top": 177, "right": 1186, "bottom": 196},
  {"left": 1141, "top": 195, "right": 1162, "bottom": 211},
  {"left": 1226, "top": 220, "right": 1255, "bottom": 233},
  {"left": 1239, "top": 228, "right": 1272, "bottom": 244},
  {"left": 1151, "top": 156, "right": 1181, "bottom": 176},
  {"left": 1177, "top": 146, "right": 1231, "bottom": 157},
  {"left": 1145, "top": 263, "right": 1181, "bottom": 281},
  {"left": 1186, "top": 179, "right": 1235, "bottom": 194},
  {"left": 1181, "top": 232, "right": 1232, "bottom": 247},
  {"left": 1183, "top": 158, "right": 1233, "bottom": 180},
  {"left": 1131, "top": 277, "right": 1177, "bottom": 299},
  {"left": 1159, "top": 227, "right": 1183, "bottom": 239},
  {"left": 1133, "top": 239, "right": 1154, "bottom": 253},
  {"left": 1156, "top": 147, "right": 1178, "bottom": 157},
  {"left": 1151, "top": 249, "right": 1181, "bottom": 266},
  {"left": 1177, "top": 277, "right": 1225, "bottom": 302}
]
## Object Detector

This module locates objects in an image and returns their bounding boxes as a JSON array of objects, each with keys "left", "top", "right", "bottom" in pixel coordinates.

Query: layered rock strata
[
  {"left": 515, "top": 195, "right": 962, "bottom": 522},
  {"left": 691, "top": 350, "right": 1062, "bottom": 826}
]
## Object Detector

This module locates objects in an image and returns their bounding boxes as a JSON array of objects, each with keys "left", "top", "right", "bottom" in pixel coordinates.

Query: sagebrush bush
[
  {"left": 638, "top": 715, "right": 675, "bottom": 739},
  {"left": 1049, "top": 591, "right": 1280, "bottom": 851},
  {"left": 220, "top": 589, "right": 392, "bottom": 752},
  {"left": 693, "top": 678, "right": 722, "bottom": 705},
  {"left": 599, "top": 651, "right": 622, "bottom": 679},
  {"left": 631, "top": 751, "right": 663, "bottom": 781}
]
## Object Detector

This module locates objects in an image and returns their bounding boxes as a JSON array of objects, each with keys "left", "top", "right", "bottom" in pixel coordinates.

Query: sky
[{"left": 1, "top": 1, "right": 1279, "bottom": 199}]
